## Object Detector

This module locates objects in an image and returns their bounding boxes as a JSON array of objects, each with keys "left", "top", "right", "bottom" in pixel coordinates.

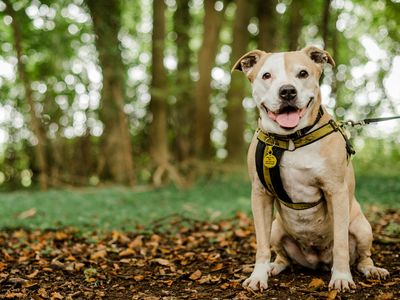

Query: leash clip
[{"left": 341, "top": 119, "right": 365, "bottom": 127}]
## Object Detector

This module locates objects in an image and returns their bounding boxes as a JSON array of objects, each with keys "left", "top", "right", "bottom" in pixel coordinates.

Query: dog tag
[{"left": 263, "top": 146, "right": 277, "bottom": 168}]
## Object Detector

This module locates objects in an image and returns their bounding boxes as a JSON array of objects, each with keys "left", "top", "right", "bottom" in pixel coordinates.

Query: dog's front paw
[
  {"left": 242, "top": 262, "right": 270, "bottom": 291},
  {"left": 329, "top": 271, "right": 356, "bottom": 291},
  {"left": 360, "top": 265, "right": 389, "bottom": 280}
]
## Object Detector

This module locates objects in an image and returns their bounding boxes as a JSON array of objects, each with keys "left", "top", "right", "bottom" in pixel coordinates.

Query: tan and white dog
[{"left": 232, "top": 46, "right": 389, "bottom": 292}]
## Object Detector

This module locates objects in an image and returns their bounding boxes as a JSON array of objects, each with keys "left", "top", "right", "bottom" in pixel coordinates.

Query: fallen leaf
[
  {"left": 5, "top": 292, "right": 26, "bottom": 299},
  {"left": 376, "top": 292, "right": 394, "bottom": 300},
  {"left": 308, "top": 278, "right": 325, "bottom": 291},
  {"left": 51, "top": 292, "right": 63, "bottom": 299},
  {"left": 90, "top": 249, "right": 107, "bottom": 260},
  {"left": 134, "top": 275, "right": 144, "bottom": 282},
  {"left": 327, "top": 289, "right": 338, "bottom": 300},
  {"left": 199, "top": 274, "right": 211, "bottom": 284},
  {"left": 152, "top": 258, "right": 171, "bottom": 266},
  {"left": 119, "top": 248, "right": 135, "bottom": 257},
  {"left": 211, "top": 263, "right": 224, "bottom": 272},
  {"left": 55, "top": 231, "right": 68, "bottom": 241},
  {"left": 129, "top": 235, "right": 143, "bottom": 248},
  {"left": 37, "top": 288, "right": 48, "bottom": 298},
  {"left": 26, "top": 269, "right": 39, "bottom": 278},
  {"left": 189, "top": 269, "right": 202, "bottom": 280},
  {"left": 17, "top": 208, "right": 37, "bottom": 219},
  {"left": 359, "top": 281, "right": 373, "bottom": 288}
]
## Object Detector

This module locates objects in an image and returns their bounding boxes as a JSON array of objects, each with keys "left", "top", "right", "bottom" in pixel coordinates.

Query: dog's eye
[
  {"left": 262, "top": 72, "right": 271, "bottom": 80},
  {"left": 298, "top": 70, "right": 309, "bottom": 79}
]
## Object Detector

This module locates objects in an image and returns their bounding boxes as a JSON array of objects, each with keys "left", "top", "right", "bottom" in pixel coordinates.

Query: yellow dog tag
[{"left": 263, "top": 146, "right": 277, "bottom": 168}]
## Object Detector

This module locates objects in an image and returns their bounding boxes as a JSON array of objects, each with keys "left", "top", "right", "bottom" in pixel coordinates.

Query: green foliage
[{"left": 0, "top": 0, "right": 399, "bottom": 188}]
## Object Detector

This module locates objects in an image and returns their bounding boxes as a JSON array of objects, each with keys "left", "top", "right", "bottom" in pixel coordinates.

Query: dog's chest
[
  {"left": 278, "top": 143, "right": 324, "bottom": 202},
  {"left": 276, "top": 142, "right": 333, "bottom": 244}
]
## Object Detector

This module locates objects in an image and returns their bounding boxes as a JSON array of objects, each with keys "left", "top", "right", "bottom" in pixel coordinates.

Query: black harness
[{"left": 255, "top": 107, "right": 354, "bottom": 210}]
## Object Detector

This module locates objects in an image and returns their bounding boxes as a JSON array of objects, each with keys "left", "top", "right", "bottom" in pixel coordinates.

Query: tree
[
  {"left": 225, "top": 0, "right": 253, "bottom": 163},
  {"left": 173, "top": 0, "right": 193, "bottom": 162},
  {"left": 321, "top": 0, "right": 332, "bottom": 49},
  {"left": 194, "top": 0, "right": 226, "bottom": 159},
  {"left": 86, "top": 0, "right": 135, "bottom": 185},
  {"left": 149, "top": 0, "right": 184, "bottom": 186},
  {"left": 257, "top": 0, "right": 278, "bottom": 52},
  {"left": 4, "top": 0, "right": 49, "bottom": 190},
  {"left": 287, "top": 0, "right": 303, "bottom": 50}
]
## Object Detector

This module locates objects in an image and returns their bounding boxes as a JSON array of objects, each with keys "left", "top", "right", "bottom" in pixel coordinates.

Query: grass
[
  {"left": 0, "top": 166, "right": 399, "bottom": 231},
  {"left": 0, "top": 176, "right": 251, "bottom": 231}
]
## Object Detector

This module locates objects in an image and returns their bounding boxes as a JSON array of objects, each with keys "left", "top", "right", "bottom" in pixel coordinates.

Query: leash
[{"left": 340, "top": 115, "right": 400, "bottom": 127}]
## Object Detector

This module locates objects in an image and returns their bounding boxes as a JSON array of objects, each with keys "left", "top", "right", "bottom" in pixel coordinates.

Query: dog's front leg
[
  {"left": 326, "top": 185, "right": 356, "bottom": 291},
  {"left": 243, "top": 181, "right": 274, "bottom": 291}
]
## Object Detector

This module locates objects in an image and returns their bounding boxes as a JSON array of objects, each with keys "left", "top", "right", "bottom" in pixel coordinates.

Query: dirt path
[{"left": 0, "top": 210, "right": 399, "bottom": 299}]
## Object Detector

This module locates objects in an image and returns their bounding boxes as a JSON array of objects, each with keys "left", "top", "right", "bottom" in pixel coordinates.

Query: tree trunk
[
  {"left": 86, "top": 0, "right": 135, "bottom": 185},
  {"left": 225, "top": 0, "right": 253, "bottom": 163},
  {"left": 287, "top": 0, "right": 303, "bottom": 51},
  {"left": 321, "top": 0, "right": 332, "bottom": 48},
  {"left": 257, "top": 0, "right": 278, "bottom": 52},
  {"left": 173, "top": 0, "right": 193, "bottom": 162},
  {"left": 5, "top": 1, "right": 48, "bottom": 190},
  {"left": 194, "top": 0, "right": 226, "bottom": 159},
  {"left": 148, "top": 0, "right": 184, "bottom": 187}
]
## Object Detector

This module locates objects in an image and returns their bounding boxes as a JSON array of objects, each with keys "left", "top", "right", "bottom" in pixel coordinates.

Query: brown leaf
[
  {"left": 383, "top": 281, "right": 397, "bottom": 287},
  {"left": 51, "top": 292, "right": 63, "bottom": 299},
  {"left": 152, "top": 258, "right": 171, "bottom": 266},
  {"left": 234, "top": 229, "right": 248, "bottom": 238},
  {"left": 129, "top": 235, "right": 143, "bottom": 248},
  {"left": 198, "top": 275, "right": 211, "bottom": 284},
  {"left": 134, "top": 275, "right": 145, "bottom": 282},
  {"left": 37, "top": 288, "right": 48, "bottom": 298},
  {"left": 220, "top": 282, "right": 230, "bottom": 290},
  {"left": 327, "top": 289, "right": 338, "bottom": 300},
  {"left": 189, "top": 270, "right": 202, "bottom": 280},
  {"left": 74, "top": 262, "right": 85, "bottom": 271},
  {"left": 211, "top": 263, "right": 224, "bottom": 272},
  {"left": 5, "top": 292, "right": 26, "bottom": 299},
  {"left": 376, "top": 293, "right": 394, "bottom": 300},
  {"left": 54, "top": 231, "right": 68, "bottom": 241},
  {"left": 119, "top": 248, "right": 135, "bottom": 257},
  {"left": 359, "top": 281, "right": 373, "bottom": 288},
  {"left": 26, "top": 269, "right": 39, "bottom": 279},
  {"left": 308, "top": 278, "right": 325, "bottom": 291},
  {"left": 90, "top": 249, "right": 107, "bottom": 260}
]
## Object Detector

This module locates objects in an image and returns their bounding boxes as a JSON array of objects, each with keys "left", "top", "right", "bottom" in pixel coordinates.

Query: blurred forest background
[{"left": 0, "top": 0, "right": 399, "bottom": 191}]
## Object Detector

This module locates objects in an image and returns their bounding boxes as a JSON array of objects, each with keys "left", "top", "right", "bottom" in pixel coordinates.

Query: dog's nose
[{"left": 279, "top": 85, "right": 297, "bottom": 101}]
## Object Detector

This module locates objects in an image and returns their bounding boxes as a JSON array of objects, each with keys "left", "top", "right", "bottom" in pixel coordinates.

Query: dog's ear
[
  {"left": 302, "top": 46, "right": 335, "bottom": 67},
  {"left": 231, "top": 50, "right": 266, "bottom": 75}
]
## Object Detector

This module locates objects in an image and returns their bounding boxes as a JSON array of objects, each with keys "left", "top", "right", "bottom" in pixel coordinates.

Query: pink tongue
[{"left": 275, "top": 111, "right": 300, "bottom": 128}]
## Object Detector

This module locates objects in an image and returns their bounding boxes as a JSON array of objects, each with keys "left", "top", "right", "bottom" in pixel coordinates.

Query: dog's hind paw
[
  {"left": 360, "top": 266, "right": 389, "bottom": 280},
  {"left": 268, "top": 262, "right": 287, "bottom": 276},
  {"left": 242, "top": 262, "right": 270, "bottom": 291}
]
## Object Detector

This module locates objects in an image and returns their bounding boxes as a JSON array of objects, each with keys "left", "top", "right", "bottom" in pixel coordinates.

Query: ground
[{"left": 0, "top": 209, "right": 398, "bottom": 300}]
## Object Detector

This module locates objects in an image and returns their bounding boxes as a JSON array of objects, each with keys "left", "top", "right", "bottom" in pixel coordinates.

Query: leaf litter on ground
[{"left": 0, "top": 208, "right": 399, "bottom": 299}]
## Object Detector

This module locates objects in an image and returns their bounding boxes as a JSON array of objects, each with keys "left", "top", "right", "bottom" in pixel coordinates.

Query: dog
[{"left": 232, "top": 46, "right": 389, "bottom": 292}]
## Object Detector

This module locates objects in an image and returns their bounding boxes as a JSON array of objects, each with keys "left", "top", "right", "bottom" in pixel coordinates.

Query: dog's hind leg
[
  {"left": 350, "top": 201, "right": 389, "bottom": 279},
  {"left": 270, "top": 218, "right": 290, "bottom": 276}
]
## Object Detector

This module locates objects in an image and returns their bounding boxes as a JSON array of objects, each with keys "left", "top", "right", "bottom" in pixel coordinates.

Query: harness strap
[
  {"left": 255, "top": 113, "right": 355, "bottom": 210},
  {"left": 257, "top": 140, "right": 325, "bottom": 210}
]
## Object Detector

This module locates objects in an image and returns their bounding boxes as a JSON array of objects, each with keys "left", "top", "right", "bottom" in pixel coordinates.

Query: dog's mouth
[{"left": 262, "top": 98, "right": 313, "bottom": 129}]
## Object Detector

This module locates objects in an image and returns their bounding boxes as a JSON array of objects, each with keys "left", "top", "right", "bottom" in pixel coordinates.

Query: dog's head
[{"left": 232, "top": 46, "right": 335, "bottom": 135}]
